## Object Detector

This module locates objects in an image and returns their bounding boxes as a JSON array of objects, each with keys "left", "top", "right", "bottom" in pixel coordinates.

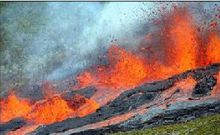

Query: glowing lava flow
[
  {"left": 0, "top": 92, "right": 32, "bottom": 123},
  {"left": 77, "top": 45, "right": 148, "bottom": 90},
  {"left": 165, "top": 9, "right": 197, "bottom": 73},
  {"left": 206, "top": 33, "right": 220, "bottom": 65},
  {"left": 25, "top": 95, "right": 74, "bottom": 124},
  {"left": 0, "top": 92, "right": 99, "bottom": 125}
]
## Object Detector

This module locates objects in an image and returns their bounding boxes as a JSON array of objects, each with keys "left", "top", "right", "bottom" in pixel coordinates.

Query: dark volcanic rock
[
  {"left": 76, "top": 100, "right": 220, "bottom": 135},
  {"left": 191, "top": 63, "right": 220, "bottom": 80},
  {"left": 134, "top": 79, "right": 175, "bottom": 92},
  {"left": 0, "top": 118, "right": 26, "bottom": 134},
  {"left": 192, "top": 75, "right": 217, "bottom": 97},
  {"left": 62, "top": 86, "right": 97, "bottom": 99},
  {"left": 144, "top": 101, "right": 220, "bottom": 128}
]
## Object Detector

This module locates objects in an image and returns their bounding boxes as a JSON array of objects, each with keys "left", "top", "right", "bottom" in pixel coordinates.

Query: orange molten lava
[
  {"left": 206, "top": 33, "right": 220, "bottom": 65},
  {"left": 25, "top": 95, "right": 74, "bottom": 124},
  {"left": 0, "top": 91, "right": 99, "bottom": 125},
  {"left": 167, "top": 10, "right": 197, "bottom": 73},
  {"left": 77, "top": 45, "right": 148, "bottom": 90},
  {"left": 25, "top": 94, "right": 99, "bottom": 124},
  {"left": 102, "top": 45, "right": 148, "bottom": 89},
  {"left": 0, "top": 92, "right": 31, "bottom": 123}
]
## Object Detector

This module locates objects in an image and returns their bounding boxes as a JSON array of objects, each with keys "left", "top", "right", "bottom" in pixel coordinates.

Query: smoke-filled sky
[{"left": 0, "top": 2, "right": 219, "bottom": 94}]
